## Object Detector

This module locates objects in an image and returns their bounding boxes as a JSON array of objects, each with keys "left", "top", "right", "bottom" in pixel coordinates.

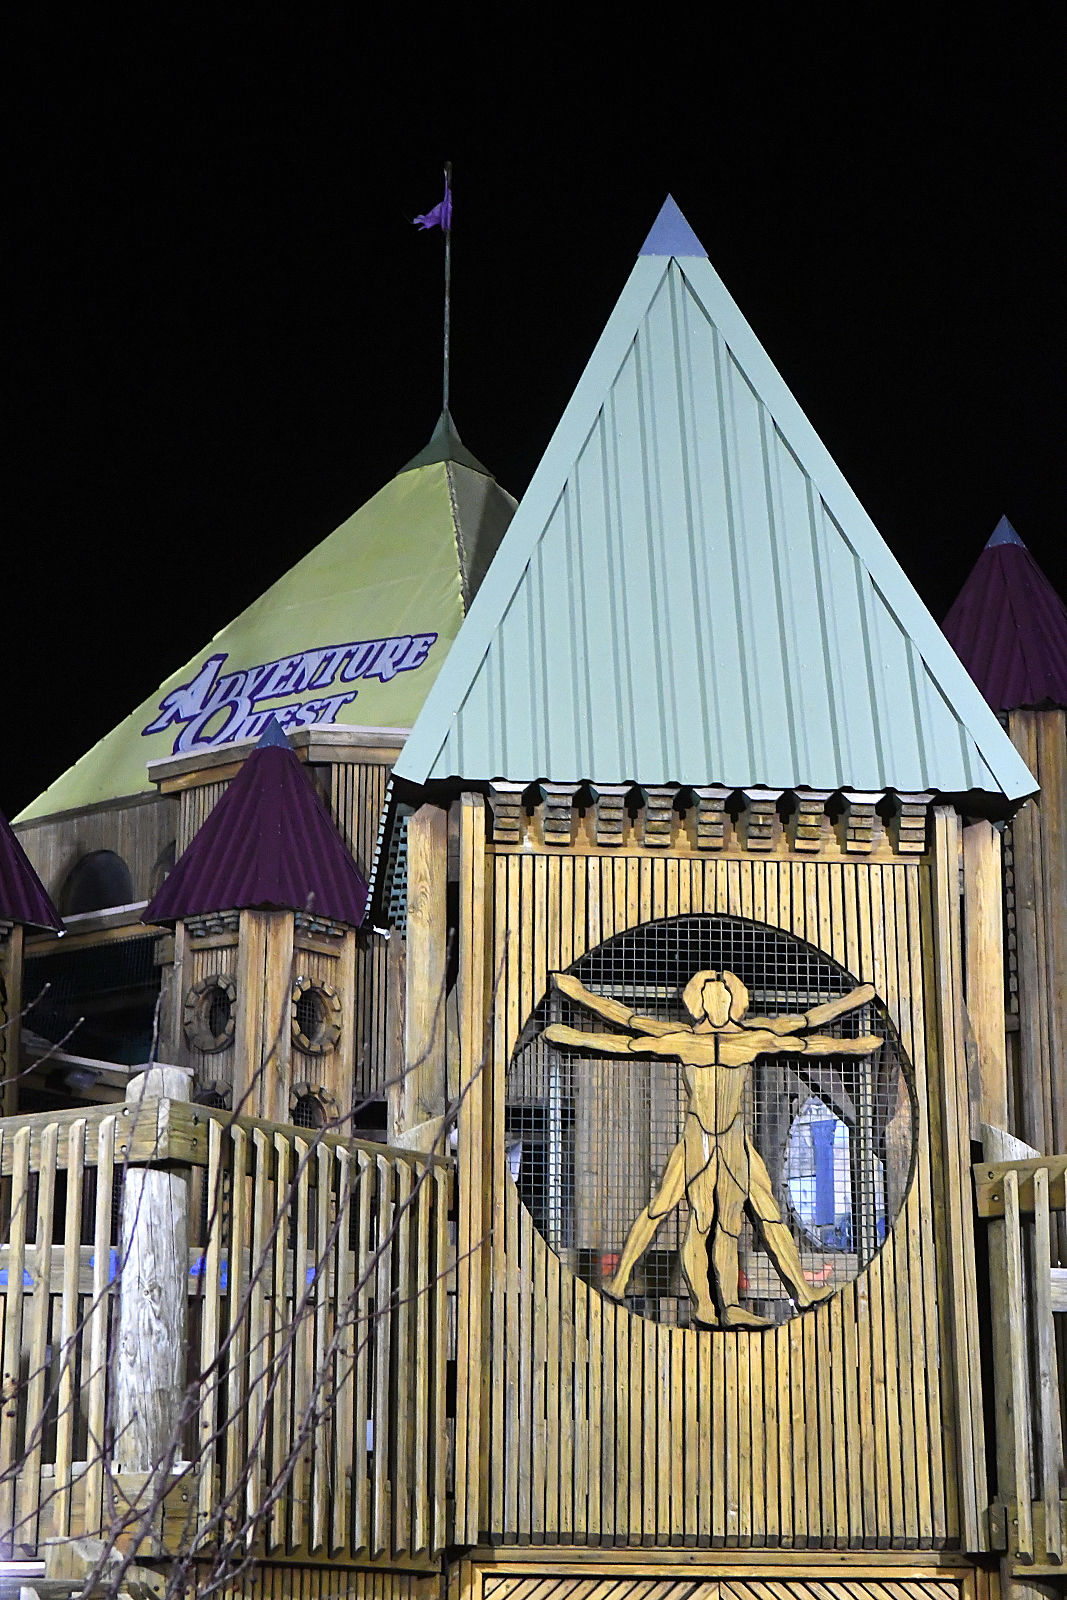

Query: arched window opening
[{"left": 60, "top": 851, "right": 135, "bottom": 916}]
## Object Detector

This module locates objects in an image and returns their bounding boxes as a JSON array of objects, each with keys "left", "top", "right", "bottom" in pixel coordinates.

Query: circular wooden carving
[
  {"left": 291, "top": 977, "right": 342, "bottom": 1055},
  {"left": 183, "top": 974, "right": 237, "bottom": 1054}
]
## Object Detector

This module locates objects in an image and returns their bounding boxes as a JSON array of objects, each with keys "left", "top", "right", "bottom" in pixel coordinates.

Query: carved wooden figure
[{"left": 543, "top": 968, "right": 882, "bottom": 1327}]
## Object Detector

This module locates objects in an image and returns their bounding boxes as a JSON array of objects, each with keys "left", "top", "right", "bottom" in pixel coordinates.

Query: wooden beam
[
  {"left": 963, "top": 819, "right": 1009, "bottom": 1128},
  {"left": 400, "top": 805, "right": 449, "bottom": 1139},
  {"left": 974, "top": 1157, "right": 1067, "bottom": 1217}
]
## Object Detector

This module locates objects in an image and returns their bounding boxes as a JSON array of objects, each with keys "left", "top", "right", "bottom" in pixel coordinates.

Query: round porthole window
[
  {"left": 183, "top": 975, "right": 237, "bottom": 1053},
  {"left": 291, "top": 977, "right": 342, "bottom": 1054},
  {"left": 290, "top": 1085, "right": 338, "bottom": 1128}
]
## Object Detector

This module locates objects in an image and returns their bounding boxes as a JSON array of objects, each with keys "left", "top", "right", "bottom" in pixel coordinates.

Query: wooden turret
[{"left": 144, "top": 721, "right": 367, "bottom": 1124}]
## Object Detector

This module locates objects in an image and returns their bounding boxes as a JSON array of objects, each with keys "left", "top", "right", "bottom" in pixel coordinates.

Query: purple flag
[{"left": 414, "top": 177, "right": 452, "bottom": 231}]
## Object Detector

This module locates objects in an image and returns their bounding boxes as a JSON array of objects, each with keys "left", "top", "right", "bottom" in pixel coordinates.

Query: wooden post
[
  {"left": 115, "top": 1064, "right": 191, "bottom": 1472},
  {"left": 235, "top": 909, "right": 294, "bottom": 1122},
  {"left": 963, "top": 818, "right": 1009, "bottom": 1129},
  {"left": 0, "top": 924, "right": 24, "bottom": 1120},
  {"left": 398, "top": 803, "right": 449, "bottom": 1149}
]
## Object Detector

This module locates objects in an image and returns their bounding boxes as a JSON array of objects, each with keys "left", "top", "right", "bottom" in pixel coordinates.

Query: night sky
[{"left": 7, "top": 18, "right": 1065, "bottom": 818}]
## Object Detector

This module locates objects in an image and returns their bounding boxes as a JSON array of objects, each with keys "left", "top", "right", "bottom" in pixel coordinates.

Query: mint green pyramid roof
[
  {"left": 394, "top": 200, "right": 1035, "bottom": 804},
  {"left": 19, "top": 439, "right": 514, "bottom": 821}
]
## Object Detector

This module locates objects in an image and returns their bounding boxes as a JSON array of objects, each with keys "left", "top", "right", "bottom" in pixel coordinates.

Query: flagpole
[{"left": 442, "top": 161, "right": 452, "bottom": 415}]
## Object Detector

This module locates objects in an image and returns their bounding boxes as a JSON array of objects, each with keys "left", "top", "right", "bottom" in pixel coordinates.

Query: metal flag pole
[{"left": 442, "top": 161, "right": 452, "bottom": 415}]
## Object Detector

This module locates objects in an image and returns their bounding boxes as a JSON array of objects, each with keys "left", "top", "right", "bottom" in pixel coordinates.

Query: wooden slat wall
[
  {"left": 1007, "top": 710, "right": 1067, "bottom": 1173},
  {"left": 458, "top": 849, "right": 981, "bottom": 1550},
  {"left": 15, "top": 794, "right": 178, "bottom": 906},
  {"left": 209, "top": 1566, "right": 441, "bottom": 1599},
  {"left": 333, "top": 762, "right": 393, "bottom": 1101}
]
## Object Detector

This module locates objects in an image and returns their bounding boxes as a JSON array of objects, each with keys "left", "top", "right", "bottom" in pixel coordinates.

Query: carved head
[{"left": 681, "top": 968, "right": 749, "bottom": 1025}]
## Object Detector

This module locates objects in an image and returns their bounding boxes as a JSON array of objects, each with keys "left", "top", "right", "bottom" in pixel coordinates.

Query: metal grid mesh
[{"left": 507, "top": 915, "right": 914, "bottom": 1327}]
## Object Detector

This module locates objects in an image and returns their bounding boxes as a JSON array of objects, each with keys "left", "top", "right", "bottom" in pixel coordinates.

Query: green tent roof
[
  {"left": 19, "top": 440, "right": 514, "bottom": 821},
  {"left": 394, "top": 199, "right": 1035, "bottom": 804}
]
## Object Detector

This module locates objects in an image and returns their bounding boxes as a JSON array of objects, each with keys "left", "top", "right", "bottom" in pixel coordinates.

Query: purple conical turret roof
[
  {"left": 144, "top": 727, "right": 367, "bottom": 927},
  {"left": 0, "top": 812, "right": 62, "bottom": 930},
  {"left": 943, "top": 518, "right": 1067, "bottom": 712}
]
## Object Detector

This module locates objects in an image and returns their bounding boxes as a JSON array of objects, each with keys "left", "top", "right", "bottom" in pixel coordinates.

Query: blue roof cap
[
  {"left": 986, "top": 515, "right": 1026, "bottom": 550},
  {"left": 639, "top": 196, "right": 707, "bottom": 258},
  {"left": 257, "top": 716, "right": 291, "bottom": 749}
]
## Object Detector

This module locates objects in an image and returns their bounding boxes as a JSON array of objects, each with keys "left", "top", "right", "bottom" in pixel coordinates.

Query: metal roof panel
[{"left": 394, "top": 203, "right": 1035, "bottom": 802}]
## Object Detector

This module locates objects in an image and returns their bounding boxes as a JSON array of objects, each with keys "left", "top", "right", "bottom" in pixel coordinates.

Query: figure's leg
[
  {"left": 712, "top": 1138, "right": 771, "bottom": 1328},
  {"left": 679, "top": 1182, "right": 718, "bottom": 1326},
  {"left": 604, "top": 1137, "right": 686, "bottom": 1302},
  {"left": 745, "top": 1136, "right": 833, "bottom": 1307}
]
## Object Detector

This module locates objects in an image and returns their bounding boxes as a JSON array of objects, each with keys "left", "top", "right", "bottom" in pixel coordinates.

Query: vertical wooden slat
[
  {"left": 1032, "top": 1166, "right": 1062, "bottom": 1564},
  {"left": 83, "top": 1115, "right": 116, "bottom": 1537},
  {"left": 289, "top": 1136, "right": 314, "bottom": 1552},
  {"left": 246, "top": 1128, "right": 272, "bottom": 1538},
  {"left": 331, "top": 1147, "right": 353, "bottom": 1556},
  {"left": 931, "top": 807, "right": 986, "bottom": 1548},
  {"left": 412, "top": 1162, "right": 431, "bottom": 1556},
  {"left": 19, "top": 1122, "right": 56, "bottom": 1551},
  {"left": 53, "top": 1118, "right": 86, "bottom": 1540},
  {"left": 431, "top": 1163, "right": 449, "bottom": 1554},
  {"left": 392, "top": 1158, "right": 413, "bottom": 1554},
  {"left": 1003, "top": 1168, "right": 1033, "bottom": 1561},
  {"left": 372, "top": 1153, "right": 394, "bottom": 1558},
  {"left": 455, "top": 793, "right": 487, "bottom": 1545},
  {"left": 352, "top": 1150, "right": 375, "bottom": 1555},
  {"left": 225, "top": 1123, "right": 251, "bottom": 1538},
  {"left": 0, "top": 1126, "right": 31, "bottom": 1547},
  {"left": 199, "top": 1116, "right": 224, "bottom": 1534},
  {"left": 267, "top": 1132, "right": 291, "bottom": 1552}
]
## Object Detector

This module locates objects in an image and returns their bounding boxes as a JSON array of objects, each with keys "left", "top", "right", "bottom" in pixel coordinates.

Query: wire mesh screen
[
  {"left": 23, "top": 935, "right": 164, "bottom": 1066},
  {"left": 507, "top": 915, "right": 914, "bottom": 1327}
]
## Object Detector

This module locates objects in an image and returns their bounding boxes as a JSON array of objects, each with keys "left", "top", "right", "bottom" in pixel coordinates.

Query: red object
[{"left": 944, "top": 518, "right": 1067, "bottom": 712}]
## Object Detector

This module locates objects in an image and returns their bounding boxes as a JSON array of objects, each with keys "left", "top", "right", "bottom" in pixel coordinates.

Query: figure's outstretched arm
[
  {"left": 798, "top": 1032, "right": 883, "bottom": 1057},
  {"left": 551, "top": 972, "right": 676, "bottom": 1036},
  {"left": 745, "top": 983, "right": 877, "bottom": 1036},
  {"left": 543, "top": 1023, "right": 642, "bottom": 1054}
]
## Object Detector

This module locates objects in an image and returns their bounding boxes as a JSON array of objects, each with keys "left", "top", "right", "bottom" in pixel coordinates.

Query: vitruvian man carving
[{"left": 542, "top": 969, "right": 883, "bottom": 1327}]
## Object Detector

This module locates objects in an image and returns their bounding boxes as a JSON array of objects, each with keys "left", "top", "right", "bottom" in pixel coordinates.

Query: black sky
[{"left": 7, "top": 17, "right": 1066, "bottom": 818}]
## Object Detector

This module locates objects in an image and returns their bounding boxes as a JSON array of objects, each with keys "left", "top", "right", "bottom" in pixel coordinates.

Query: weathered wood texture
[
  {"left": 396, "top": 805, "right": 450, "bottom": 1143},
  {"left": 14, "top": 795, "right": 178, "bottom": 908},
  {"left": 976, "top": 1155, "right": 1066, "bottom": 1574},
  {"left": 1, "top": 926, "right": 25, "bottom": 1118},
  {"left": 0, "top": 1102, "right": 452, "bottom": 1563},
  {"left": 457, "top": 1552, "right": 995, "bottom": 1600},
  {"left": 962, "top": 821, "right": 1008, "bottom": 1130},
  {"left": 208, "top": 1567, "right": 441, "bottom": 1598},
  {"left": 332, "top": 762, "right": 395, "bottom": 1101},
  {"left": 1005, "top": 712, "right": 1067, "bottom": 1176},
  {"left": 114, "top": 1068, "right": 190, "bottom": 1473},
  {"left": 455, "top": 842, "right": 985, "bottom": 1550}
]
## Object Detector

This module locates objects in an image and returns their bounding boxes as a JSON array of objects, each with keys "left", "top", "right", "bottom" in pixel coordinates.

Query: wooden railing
[
  {"left": 0, "top": 1096, "right": 453, "bottom": 1566},
  {"left": 975, "top": 1154, "right": 1067, "bottom": 1574}
]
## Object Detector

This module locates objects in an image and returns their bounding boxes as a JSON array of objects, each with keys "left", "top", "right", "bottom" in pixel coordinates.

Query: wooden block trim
[
  {"left": 592, "top": 785, "right": 631, "bottom": 847},
  {"left": 641, "top": 787, "right": 676, "bottom": 848}
]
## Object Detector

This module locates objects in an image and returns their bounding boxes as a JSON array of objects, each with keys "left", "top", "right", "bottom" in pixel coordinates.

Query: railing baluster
[
  {"left": 19, "top": 1123, "right": 56, "bottom": 1552},
  {"left": 53, "top": 1118, "right": 85, "bottom": 1540},
  {"left": 0, "top": 1126, "right": 30, "bottom": 1552},
  {"left": 83, "top": 1116, "right": 116, "bottom": 1538},
  {"left": 1003, "top": 1167, "right": 1034, "bottom": 1561},
  {"left": 1033, "top": 1166, "right": 1063, "bottom": 1565}
]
